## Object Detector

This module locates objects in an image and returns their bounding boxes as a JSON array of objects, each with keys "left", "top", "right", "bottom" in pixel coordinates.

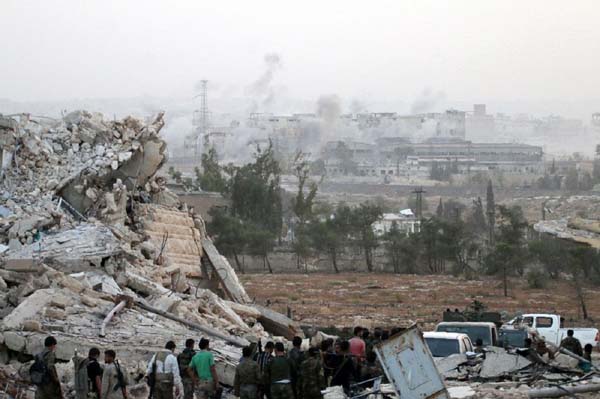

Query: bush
[{"left": 526, "top": 268, "right": 548, "bottom": 289}]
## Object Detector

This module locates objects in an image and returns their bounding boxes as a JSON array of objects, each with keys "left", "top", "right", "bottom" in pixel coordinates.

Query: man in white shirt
[{"left": 146, "top": 341, "right": 182, "bottom": 399}]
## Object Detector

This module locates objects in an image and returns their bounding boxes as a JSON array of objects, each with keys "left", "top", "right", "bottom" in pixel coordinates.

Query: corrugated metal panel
[{"left": 375, "top": 325, "right": 449, "bottom": 399}]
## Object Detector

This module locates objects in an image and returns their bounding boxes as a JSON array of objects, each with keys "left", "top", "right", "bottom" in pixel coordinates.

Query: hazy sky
[{"left": 2, "top": 0, "right": 599, "bottom": 104}]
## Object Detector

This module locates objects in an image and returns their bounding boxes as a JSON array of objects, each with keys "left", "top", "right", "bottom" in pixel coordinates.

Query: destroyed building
[{"left": 0, "top": 111, "right": 301, "bottom": 394}]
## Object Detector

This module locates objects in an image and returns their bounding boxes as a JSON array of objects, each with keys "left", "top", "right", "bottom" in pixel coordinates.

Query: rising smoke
[
  {"left": 410, "top": 88, "right": 446, "bottom": 114},
  {"left": 246, "top": 53, "right": 283, "bottom": 113}
]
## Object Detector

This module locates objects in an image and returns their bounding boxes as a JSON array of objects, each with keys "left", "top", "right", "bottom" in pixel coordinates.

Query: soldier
[
  {"left": 264, "top": 342, "right": 293, "bottom": 399},
  {"left": 177, "top": 339, "right": 196, "bottom": 399},
  {"left": 234, "top": 346, "right": 261, "bottom": 399},
  {"left": 299, "top": 347, "right": 325, "bottom": 399},
  {"left": 288, "top": 337, "right": 304, "bottom": 399},
  {"left": 583, "top": 344, "right": 593, "bottom": 362},
  {"left": 330, "top": 341, "right": 356, "bottom": 394},
  {"left": 474, "top": 338, "right": 485, "bottom": 354},
  {"left": 146, "top": 341, "right": 181, "bottom": 399},
  {"left": 255, "top": 341, "right": 274, "bottom": 399},
  {"left": 101, "top": 350, "right": 128, "bottom": 399},
  {"left": 360, "top": 351, "right": 382, "bottom": 386},
  {"left": 34, "top": 336, "right": 64, "bottom": 399},
  {"left": 560, "top": 330, "right": 583, "bottom": 356}
]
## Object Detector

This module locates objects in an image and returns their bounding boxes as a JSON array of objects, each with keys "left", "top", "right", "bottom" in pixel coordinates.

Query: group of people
[
  {"left": 33, "top": 336, "right": 220, "bottom": 399},
  {"left": 33, "top": 326, "right": 388, "bottom": 399},
  {"left": 234, "top": 326, "right": 386, "bottom": 399},
  {"left": 518, "top": 329, "right": 594, "bottom": 367}
]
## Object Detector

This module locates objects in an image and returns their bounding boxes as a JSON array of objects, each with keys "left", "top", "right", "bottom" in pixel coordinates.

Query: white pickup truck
[{"left": 506, "top": 313, "right": 599, "bottom": 349}]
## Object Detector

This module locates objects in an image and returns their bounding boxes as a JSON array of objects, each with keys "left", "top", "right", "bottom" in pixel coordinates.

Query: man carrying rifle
[
  {"left": 146, "top": 341, "right": 181, "bottom": 399},
  {"left": 101, "top": 350, "right": 128, "bottom": 399}
]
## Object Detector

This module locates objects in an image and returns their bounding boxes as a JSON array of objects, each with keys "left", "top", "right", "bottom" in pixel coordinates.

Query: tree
[
  {"left": 580, "top": 171, "right": 593, "bottom": 191},
  {"left": 564, "top": 167, "right": 579, "bottom": 191},
  {"left": 207, "top": 207, "right": 247, "bottom": 273},
  {"left": 168, "top": 166, "right": 183, "bottom": 184},
  {"left": 568, "top": 246, "right": 596, "bottom": 320},
  {"left": 196, "top": 147, "right": 228, "bottom": 193},
  {"left": 309, "top": 204, "right": 353, "bottom": 273},
  {"left": 467, "top": 197, "right": 487, "bottom": 234},
  {"left": 593, "top": 159, "right": 600, "bottom": 185},
  {"left": 485, "top": 206, "right": 528, "bottom": 296},
  {"left": 351, "top": 203, "right": 383, "bottom": 272},
  {"left": 550, "top": 158, "right": 557, "bottom": 174},
  {"left": 436, "top": 198, "right": 444, "bottom": 218},
  {"left": 291, "top": 154, "right": 319, "bottom": 269},
  {"left": 384, "top": 222, "right": 420, "bottom": 274},
  {"left": 528, "top": 238, "right": 570, "bottom": 280},
  {"left": 211, "top": 141, "right": 283, "bottom": 274},
  {"left": 393, "top": 146, "right": 414, "bottom": 175},
  {"left": 486, "top": 180, "right": 495, "bottom": 246}
]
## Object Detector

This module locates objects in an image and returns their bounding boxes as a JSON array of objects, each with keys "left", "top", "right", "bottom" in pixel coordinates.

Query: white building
[{"left": 372, "top": 209, "right": 421, "bottom": 237}]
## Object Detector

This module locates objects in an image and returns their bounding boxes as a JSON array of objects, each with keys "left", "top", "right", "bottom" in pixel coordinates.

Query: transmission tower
[{"left": 192, "top": 80, "right": 210, "bottom": 157}]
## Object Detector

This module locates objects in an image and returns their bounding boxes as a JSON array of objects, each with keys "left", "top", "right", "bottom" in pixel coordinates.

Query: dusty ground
[{"left": 241, "top": 273, "right": 600, "bottom": 330}]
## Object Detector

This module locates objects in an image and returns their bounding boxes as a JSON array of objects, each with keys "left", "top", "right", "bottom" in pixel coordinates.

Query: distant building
[{"left": 372, "top": 209, "right": 420, "bottom": 237}]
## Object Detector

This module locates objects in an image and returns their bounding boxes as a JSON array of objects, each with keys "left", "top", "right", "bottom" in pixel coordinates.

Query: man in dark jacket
[{"left": 265, "top": 343, "right": 293, "bottom": 399}]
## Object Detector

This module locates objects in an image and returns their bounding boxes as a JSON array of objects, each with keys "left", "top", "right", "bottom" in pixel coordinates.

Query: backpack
[
  {"left": 177, "top": 349, "right": 195, "bottom": 378},
  {"left": 73, "top": 356, "right": 91, "bottom": 394},
  {"left": 30, "top": 353, "right": 50, "bottom": 386}
]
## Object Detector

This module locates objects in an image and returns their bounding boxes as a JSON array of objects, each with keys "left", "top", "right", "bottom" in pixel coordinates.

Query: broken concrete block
[
  {"left": 45, "top": 308, "right": 66, "bottom": 320},
  {"left": 50, "top": 295, "right": 70, "bottom": 309},
  {"left": 22, "top": 320, "right": 42, "bottom": 332},
  {"left": 81, "top": 295, "right": 97, "bottom": 307},
  {"left": 3, "top": 332, "right": 25, "bottom": 352},
  {"left": 4, "top": 258, "right": 39, "bottom": 272},
  {"left": 479, "top": 351, "right": 531, "bottom": 379}
]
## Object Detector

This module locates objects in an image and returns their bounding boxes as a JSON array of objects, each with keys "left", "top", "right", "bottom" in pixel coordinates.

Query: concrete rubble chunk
[{"left": 479, "top": 351, "right": 532, "bottom": 379}]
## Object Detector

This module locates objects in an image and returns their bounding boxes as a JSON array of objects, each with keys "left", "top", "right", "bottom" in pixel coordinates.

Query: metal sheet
[{"left": 375, "top": 325, "right": 449, "bottom": 399}]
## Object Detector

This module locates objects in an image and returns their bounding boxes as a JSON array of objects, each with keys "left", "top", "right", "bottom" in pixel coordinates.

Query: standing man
[
  {"left": 349, "top": 327, "right": 366, "bottom": 361},
  {"left": 255, "top": 341, "right": 274, "bottom": 399},
  {"left": 330, "top": 341, "right": 356, "bottom": 394},
  {"left": 87, "top": 348, "right": 103, "bottom": 399},
  {"left": 265, "top": 343, "right": 293, "bottom": 399},
  {"left": 33, "top": 336, "right": 63, "bottom": 399},
  {"left": 234, "top": 346, "right": 261, "bottom": 399},
  {"left": 188, "top": 338, "right": 219, "bottom": 399},
  {"left": 299, "top": 347, "right": 325, "bottom": 399},
  {"left": 177, "top": 339, "right": 196, "bottom": 399},
  {"left": 560, "top": 330, "right": 583, "bottom": 356},
  {"left": 146, "top": 341, "right": 181, "bottom": 399},
  {"left": 101, "top": 350, "right": 128, "bottom": 399},
  {"left": 288, "top": 337, "right": 304, "bottom": 399}
]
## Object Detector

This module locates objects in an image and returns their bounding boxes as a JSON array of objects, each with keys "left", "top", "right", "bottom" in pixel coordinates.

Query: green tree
[
  {"left": 195, "top": 147, "right": 228, "bottom": 193},
  {"left": 486, "top": 179, "right": 495, "bottom": 246},
  {"left": 207, "top": 207, "right": 247, "bottom": 273},
  {"left": 593, "top": 159, "right": 600, "bottom": 185},
  {"left": 385, "top": 222, "right": 421, "bottom": 274},
  {"left": 291, "top": 154, "right": 320, "bottom": 269},
  {"left": 467, "top": 197, "right": 487, "bottom": 235},
  {"left": 528, "top": 238, "right": 569, "bottom": 279},
  {"left": 309, "top": 204, "right": 353, "bottom": 273},
  {"left": 351, "top": 203, "right": 383, "bottom": 272},
  {"left": 211, "top": 141, "right": 283, "bottom": 274},
  {"left": 485, "top": 205, "right": 528, "bottom": 296},
  {"left": 168, "top": 166, "right": 183, "bottom": 184},
  {"left": 564, "top": 167, "right": 579, "bottom": 191}
]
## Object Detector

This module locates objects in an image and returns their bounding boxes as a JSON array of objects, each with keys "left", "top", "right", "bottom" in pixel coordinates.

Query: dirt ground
[{"left": 241, "top": 273, "right": 600, "bottom": 331}]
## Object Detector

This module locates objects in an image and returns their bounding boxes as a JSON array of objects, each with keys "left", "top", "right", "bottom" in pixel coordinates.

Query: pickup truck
[
  {"left": 435, "top": 321, "right": 499, "bottom": 347},
  {"left": 506, "top": 313, "right": 599, "bottom": 349},
  {"left": 424, "top": 332, "right": 474, "bottom": 357}
]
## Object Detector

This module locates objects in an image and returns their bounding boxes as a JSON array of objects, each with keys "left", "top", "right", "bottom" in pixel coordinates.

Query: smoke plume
[{"left": 410, "top": 88, "right": 446, "bottom": 114}]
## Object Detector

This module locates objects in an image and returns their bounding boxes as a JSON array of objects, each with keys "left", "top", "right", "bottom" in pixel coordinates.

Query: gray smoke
[
  {"left": 410, "top": 88, "right": 446, "bottom": 114},
  {"left": 317, "top": 94, "right": 341, "bottom": 125},
  {"left": 246, "top": 53, "right": 283, "bottom": 112}
]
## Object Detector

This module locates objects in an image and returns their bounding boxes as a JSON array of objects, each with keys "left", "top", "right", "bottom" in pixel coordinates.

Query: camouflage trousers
[
  {"left": 182, "top": 379, "right": 194, "bottom": 399},
  {"left": 239, "top": 384, "right": 258, "bottom": 399},
  {"left": 270, "top": 383, "right": 293, "bottom": 399},
  {"left": 194, "top": 380, "right": 215, "bottom": 399}
]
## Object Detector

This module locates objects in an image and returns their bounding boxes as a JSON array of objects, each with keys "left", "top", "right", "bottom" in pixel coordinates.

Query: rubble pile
[{"left": 0, "top": 111, "right": 299, "bottom": 396}]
